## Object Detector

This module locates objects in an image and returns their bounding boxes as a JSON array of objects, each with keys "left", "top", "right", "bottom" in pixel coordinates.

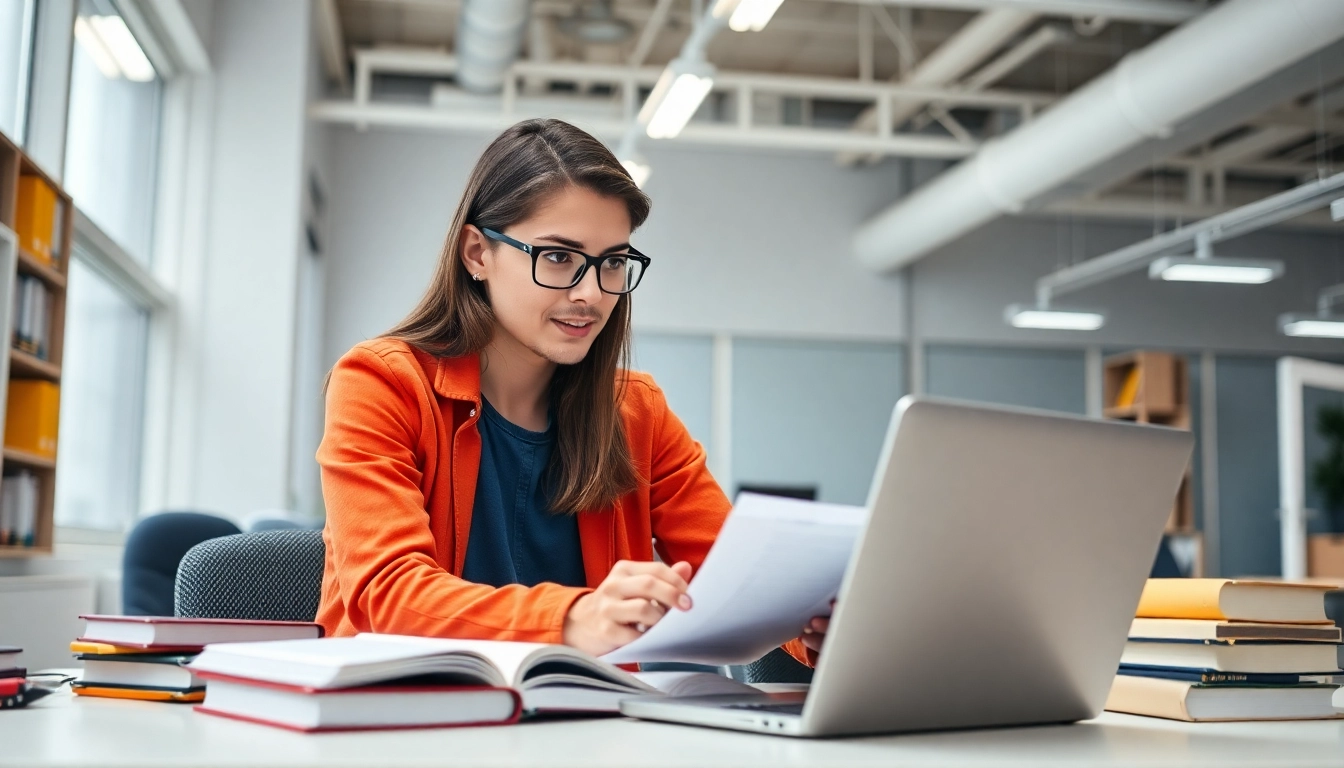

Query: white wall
[
  {"left": 321, "top": 128, "right": 911, "bottom": 369},
  {"left": 187, "top": 0, "right": 312, "bottom": 522}
]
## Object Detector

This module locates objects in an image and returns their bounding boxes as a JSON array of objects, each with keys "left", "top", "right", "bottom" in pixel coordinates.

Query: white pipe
[
  {"left": 455, "top": 0, "right": 530, "bottom": 93},
  {"left": 854, "top": 0, "right": 1344, "bottom": 272}
]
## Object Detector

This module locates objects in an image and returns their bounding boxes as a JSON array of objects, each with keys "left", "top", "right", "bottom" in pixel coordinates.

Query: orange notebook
[
  {"left": 70, "top": 640, "right": 201, "bottom": 656},
  {"left": 1136, "top": 579, "right": 1335, "bottom": 624},
  {"left": 71, "top": 683, "right": 204, "bottom": 703}
]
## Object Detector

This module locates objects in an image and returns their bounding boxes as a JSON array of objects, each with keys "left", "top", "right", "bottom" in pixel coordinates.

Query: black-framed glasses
[{"left": 479, "top": 227, "right": 650, "bottom": 295}]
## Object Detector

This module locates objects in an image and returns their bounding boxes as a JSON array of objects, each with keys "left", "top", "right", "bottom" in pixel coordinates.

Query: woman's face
[{"left": 469, "top": 185, "right": 632, "bottom": 367}]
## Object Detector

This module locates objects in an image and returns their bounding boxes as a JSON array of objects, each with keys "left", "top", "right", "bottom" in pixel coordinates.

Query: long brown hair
[{"left": 386, "top": 119, "right": 650, "bottom": 513}]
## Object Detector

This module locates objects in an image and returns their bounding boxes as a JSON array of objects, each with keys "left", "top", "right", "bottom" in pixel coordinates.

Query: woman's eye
[
  {"left": 542, "top": 251, "right": 573, "bottom": 265},
  {"left": 602, "top": 256, "right": 628, "bottom": 271}
]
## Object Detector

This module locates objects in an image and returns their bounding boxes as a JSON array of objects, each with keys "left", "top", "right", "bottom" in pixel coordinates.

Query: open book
[{"left": 187, "top": 634, "right": 761, "bottom": 717}]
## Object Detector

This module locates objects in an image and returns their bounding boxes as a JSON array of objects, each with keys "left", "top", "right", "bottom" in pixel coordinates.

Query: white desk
[{"left": 5, "top": 689, "right": 1343, "bottom": 767}]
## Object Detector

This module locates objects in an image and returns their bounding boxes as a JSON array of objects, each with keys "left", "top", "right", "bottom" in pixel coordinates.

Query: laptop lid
[{"left": 799, "top": 396, "right": 1194, "bottom": 737}]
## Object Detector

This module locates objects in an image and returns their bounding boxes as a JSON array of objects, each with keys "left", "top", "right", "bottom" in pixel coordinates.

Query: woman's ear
[{"left": 459, "top": 224, "right": 489, "bottom": 280}]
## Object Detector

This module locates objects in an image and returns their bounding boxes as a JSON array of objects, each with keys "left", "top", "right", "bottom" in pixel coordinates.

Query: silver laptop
[{"left": 620, "top": 395, "right": 1194, "bottom": 738}]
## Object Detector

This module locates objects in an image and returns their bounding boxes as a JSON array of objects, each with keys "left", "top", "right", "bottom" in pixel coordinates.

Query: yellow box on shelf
[
  {"left": 15, "top": 175, "right": 57, "bottom": 264},
  {"left": 4, "top": 380, "right": 60, "bottom": 459}
]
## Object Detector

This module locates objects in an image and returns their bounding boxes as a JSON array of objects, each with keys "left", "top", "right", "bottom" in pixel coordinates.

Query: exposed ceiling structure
[{"left": 311, "top": 0, "right": 1344, "bottom": 269}]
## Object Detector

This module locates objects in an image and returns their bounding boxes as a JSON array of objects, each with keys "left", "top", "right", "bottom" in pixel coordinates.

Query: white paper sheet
[{"left": 602, "top": 493, "right": 866, "bottom": 665}]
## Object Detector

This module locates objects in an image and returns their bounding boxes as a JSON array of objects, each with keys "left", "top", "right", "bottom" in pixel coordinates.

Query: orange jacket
[{"left": 316, "top": 338, "right": 813, "bottom": 666}]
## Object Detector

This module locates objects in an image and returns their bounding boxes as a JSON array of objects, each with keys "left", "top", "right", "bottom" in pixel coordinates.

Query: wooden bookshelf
[
  {"left": 1102, "top": 351, "right": 1199, "bottom": 566},
  {"left": 0, "top": 130, "right": 71, "bottom": 557}
]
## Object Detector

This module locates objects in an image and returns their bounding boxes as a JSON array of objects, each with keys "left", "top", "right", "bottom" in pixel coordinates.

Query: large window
[
  {"left": 62, "top": 0, "right": 162, "bottom": 263},
  {"left": 54, "top": 258, "right": 150, "bottom": 531},
  {"left": 0, "top": 0, "right": 35, "bottom": 141}
]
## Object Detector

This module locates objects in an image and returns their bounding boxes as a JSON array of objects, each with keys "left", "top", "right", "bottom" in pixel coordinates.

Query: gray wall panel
[
  {"left": 1215, "top": 357, "right": 1280, "bottom": 577},
  {"left": 925, "top": 345, "right": 1087, "bottom": 415},
  {"left": 731, "top": 340, "right": 904, "bottom": 506},
  {"left": 630, "top": 333, "right": 714, "bottom": 454}
]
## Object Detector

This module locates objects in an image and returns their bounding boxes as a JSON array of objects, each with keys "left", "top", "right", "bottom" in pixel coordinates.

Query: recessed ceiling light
[
  {"left": 1279, "top": 314, "right": 1344, "bottom": 338},
  {"left": 1148, "top": 256, "right": 1284, "bottom": 284},
  {"left": 1005, "top": 304, "right": 1105, "bottom": 331}
]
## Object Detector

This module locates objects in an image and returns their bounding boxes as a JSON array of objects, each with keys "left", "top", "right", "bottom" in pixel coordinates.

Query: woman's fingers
[
  {"left": 808, "top": 617, "right": 830, "bottom": 633},
  {"left": 800, "top": 632, "right": 824, "bottom": 652},
  {"left": 609, "top": 596, "right": 668, "bottom": 627},
  {"left": 614, "top": 573, "right": 692, "bottom": 610}
]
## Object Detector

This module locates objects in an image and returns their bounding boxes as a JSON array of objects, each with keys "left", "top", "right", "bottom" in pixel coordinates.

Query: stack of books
[
  {"left": 0, "top": 471, "right": 39, "bottom": 547},
  {"left": 71, "top": 615, "right": 323, "bottom": 703},
  {"left": 186, "top": 634, "right": 758, "bottom": 732},
  {"left": 1107, "top": 579, "right": 1344, "bottom": 721},
  {"left": 11, "top": 274, "right": 53, "bottom": 360}
]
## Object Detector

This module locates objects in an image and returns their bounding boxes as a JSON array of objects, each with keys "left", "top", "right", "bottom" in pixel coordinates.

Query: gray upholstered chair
[{"left": 174, "top": 530, "right": 325, "bottom": 622}]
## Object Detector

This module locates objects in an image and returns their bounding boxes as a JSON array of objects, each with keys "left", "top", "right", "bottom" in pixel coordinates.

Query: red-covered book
[
  {"left": 77, "top": 615, "right": 323, "bottom": 650},
  {"left": 194, "top": 671, "right": 521, "bottom": 732}
]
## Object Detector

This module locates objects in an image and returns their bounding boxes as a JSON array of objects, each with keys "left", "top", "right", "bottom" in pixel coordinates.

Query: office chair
[
  {"left": 174, "top": 529, "right": 325, "bottom": 622},
  {"left": 122, "top": 512, "right": 242, "bottom": 616}
]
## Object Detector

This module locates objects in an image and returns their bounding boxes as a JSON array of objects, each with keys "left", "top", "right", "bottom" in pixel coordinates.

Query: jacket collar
[{"left": 433, "top": 352, "right": 483, "bottom": 404}]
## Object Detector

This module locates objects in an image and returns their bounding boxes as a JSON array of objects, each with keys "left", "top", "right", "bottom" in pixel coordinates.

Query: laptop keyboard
[{"left": 722, "top": 702, "right": 805, "bottom": 715}]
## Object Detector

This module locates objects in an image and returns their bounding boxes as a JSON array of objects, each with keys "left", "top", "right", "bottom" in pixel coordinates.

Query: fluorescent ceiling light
[
  {"left": 621, "top": 157, "right": 651, "bottom": 188},
  {"left": 639, "top": 58, "right": 715, "bottom": 140},
  {"left": 1148, "top": 256, "right": 1283, "bottom": 284},
  {"left": 1005, "top": 304, "right": 1105, "bottom": 331},
  {"left": 74, "top": 17, "right": 122, "bottom": 80},
  {"left": 727, "top": 0, "right": 787, "bottom": 31},
  {"left": 1280, "top": 314, "right": 1344, "bottom": 338}
]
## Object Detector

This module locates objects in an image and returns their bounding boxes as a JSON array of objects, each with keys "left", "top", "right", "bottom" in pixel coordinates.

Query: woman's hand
[
  {"left": 563, "top": 560, "right": 694, "bottom": 656},
  {"left": 799, "top": 600, "right": 836, "bottom": 656}
]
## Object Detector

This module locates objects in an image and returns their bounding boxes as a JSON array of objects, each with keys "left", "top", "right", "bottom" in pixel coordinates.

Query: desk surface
[{"left": 5, "top": 689, "right": 1343, "bottom": 768}]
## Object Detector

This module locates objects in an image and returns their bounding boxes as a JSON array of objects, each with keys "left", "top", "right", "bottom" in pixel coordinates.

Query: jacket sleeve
[
  {"left": 318, "top": 345, "right": 588, "bottom": 643},
  {"left": 640, "top": 380, "right": 816, "bottom": 668}
]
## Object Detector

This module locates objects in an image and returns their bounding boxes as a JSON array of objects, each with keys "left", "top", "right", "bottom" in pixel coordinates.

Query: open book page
[
  {"left": 365, "top": 634, "right": 653, "bottom": 693},
  {"left": 603, "top": 493, "right": 866, "bottom": 665},
  {"left": 524, "top": 671, "right": 760, "bottom": 713},
  {"left": 189, "top": 635, "right": 503, "bottom": 689}
]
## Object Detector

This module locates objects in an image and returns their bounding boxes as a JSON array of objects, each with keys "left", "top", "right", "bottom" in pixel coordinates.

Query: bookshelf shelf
[
  {"left": 16, "top": 246, "right": 66, "bottom": 289},
  {"left": 0, "top": 544, "right": 52, "bottom": 557},
  {"left": 0, "top": 130, "right": 71, "bottom": 557},
  {"left": 3, "top": 447, "right": 56, "bottom": 471},
  {"left": 9, "top": 348, "right": 60, "bottom": 382}
]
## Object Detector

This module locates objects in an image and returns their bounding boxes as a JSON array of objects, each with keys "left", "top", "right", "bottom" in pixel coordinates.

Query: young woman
[{"left": 316, "top": 119, "right": 825, "bottom": 664}]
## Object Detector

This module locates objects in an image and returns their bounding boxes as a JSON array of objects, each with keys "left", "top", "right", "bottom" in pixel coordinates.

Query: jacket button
[{"left": 469, "top": 408, "right": 476, "bottom": 418}]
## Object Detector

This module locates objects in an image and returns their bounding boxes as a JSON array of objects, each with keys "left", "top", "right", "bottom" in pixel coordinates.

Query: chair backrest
[
  {"left": 735, "top": 646, "right": 815, "bottom": 685},
  {"left": 122, "top": 512, "right": 242, "bottom": 616},
  {"left": 174, "top": 530, "right": 325, "bottom": 622}
]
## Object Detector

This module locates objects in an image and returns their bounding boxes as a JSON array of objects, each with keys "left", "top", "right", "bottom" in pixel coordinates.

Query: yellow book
[
  {"left": 4, "top": 380, "right": 60, "bottom": 458},
  {"left": 14, "top": 176, "right": 56, "bottom": 263},
  {"left": 1135, "top": 578, "right": 1335, "bottom": 624},
  {"left": 69, "top": 640, "right": 201, "bottom": 655},
  {"left": 72, "top": 683, "right": 204, "bottom": 703},
  {"left": 1115, "top": 366, "right": 1140, "bottom": 408}
]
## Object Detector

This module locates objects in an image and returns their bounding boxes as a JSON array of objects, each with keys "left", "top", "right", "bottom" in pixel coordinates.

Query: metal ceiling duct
[
  {"left": 853, "top": 0, "right": 1344, "bottom": 273},
  {"left": 455, "top": 0, "right": 531, "bottom": 93}
]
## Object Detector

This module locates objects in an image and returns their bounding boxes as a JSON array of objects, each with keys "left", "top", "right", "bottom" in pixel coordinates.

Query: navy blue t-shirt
[{"left": 460, "top": 398, "right": 587, "bottom": 588}]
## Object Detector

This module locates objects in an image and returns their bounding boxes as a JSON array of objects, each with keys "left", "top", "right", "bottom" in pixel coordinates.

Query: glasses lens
[
  {"left": 533, "top": 250, "right": 584, "bottom": 289},
  {"left": 598, "top": 255, "right": 643, "bottom": 294}
]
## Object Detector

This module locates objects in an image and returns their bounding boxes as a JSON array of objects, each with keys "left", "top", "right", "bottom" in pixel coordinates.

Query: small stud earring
[{"left": 473, "top": 273, "right": 483, "bottom": 281}]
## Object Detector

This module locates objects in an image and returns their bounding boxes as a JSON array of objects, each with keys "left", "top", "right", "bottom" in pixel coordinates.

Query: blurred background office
[{"left": 1, "top": 0, "right": 1343, "bottom": 669}]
